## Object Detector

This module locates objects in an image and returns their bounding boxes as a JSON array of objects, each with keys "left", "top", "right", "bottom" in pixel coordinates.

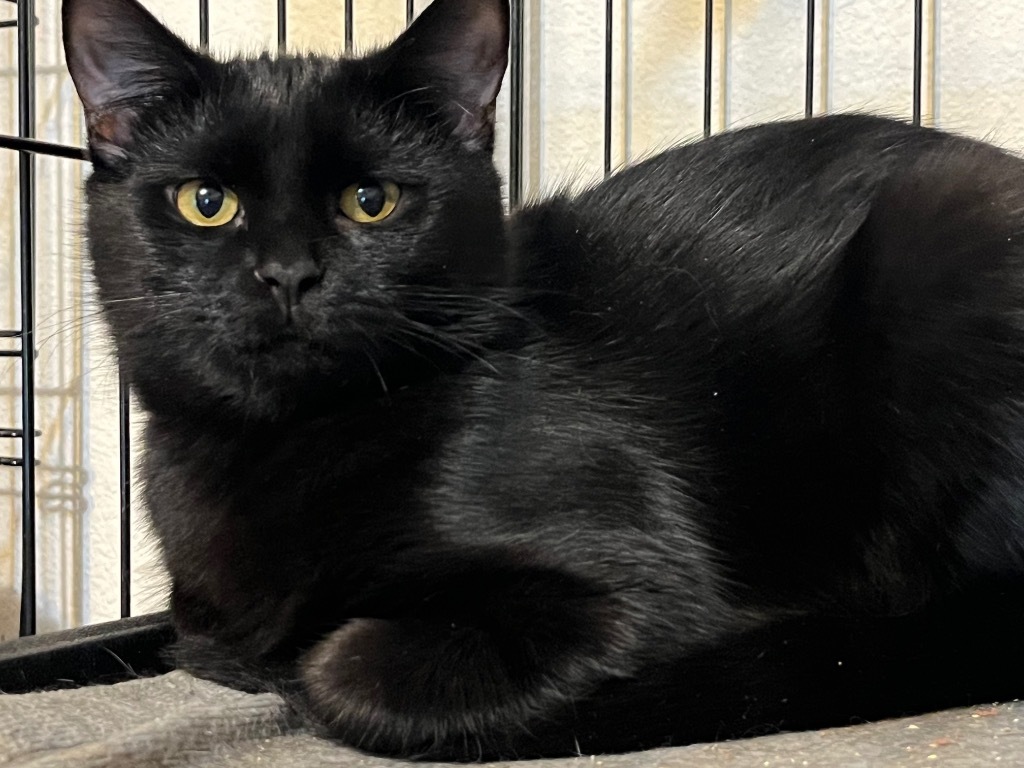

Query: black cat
[{"left": 63, "top": 0, "right": 1024, "bottom": 759}]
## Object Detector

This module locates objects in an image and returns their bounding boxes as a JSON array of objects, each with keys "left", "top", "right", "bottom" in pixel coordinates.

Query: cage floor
[{"left": 0, "top": 667, "right": 1021, "bottom": 766}]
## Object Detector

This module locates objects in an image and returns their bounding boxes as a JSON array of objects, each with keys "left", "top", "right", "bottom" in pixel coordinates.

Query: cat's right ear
[{"left": 63, "top": 0, "right": 210, "bottom": 167}]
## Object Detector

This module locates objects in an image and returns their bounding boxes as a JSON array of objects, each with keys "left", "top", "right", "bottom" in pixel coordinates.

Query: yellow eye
[
  {"left": 339, "top": 180, "right": 400, "bottom": 223},
  {"left": 175, "top": 180, "right": 240, "bottom": 227}
]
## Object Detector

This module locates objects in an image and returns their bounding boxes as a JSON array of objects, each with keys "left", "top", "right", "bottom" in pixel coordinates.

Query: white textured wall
[{"left": 1, "top": 0, "right": 1023, "bottom": 636}]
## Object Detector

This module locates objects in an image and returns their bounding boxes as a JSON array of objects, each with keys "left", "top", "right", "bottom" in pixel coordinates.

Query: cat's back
[
  {"left": 512, "top": 113, "right": 1024, "bottom": 364},
  {"left": 568, "top": 112, "right": 1000, "bottom": 235}
]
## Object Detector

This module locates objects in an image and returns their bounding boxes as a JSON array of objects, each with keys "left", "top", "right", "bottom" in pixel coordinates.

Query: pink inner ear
[
  {"left": 85, "top": 109, "right": 134, "bottom": 162},
  {"left": 90, "top": 110, "right": 134, "bottom": 149}
]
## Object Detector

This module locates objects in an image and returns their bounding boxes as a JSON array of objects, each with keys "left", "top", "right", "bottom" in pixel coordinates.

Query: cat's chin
[
  {"left": 179, "top": 374, "right": 355, "bottom": 425},
  {"left": 128, "top": 342, "right": 378, "bottom": 426},
  {"left": 213, "top": 362, "right": 379, "bottom": 423}
]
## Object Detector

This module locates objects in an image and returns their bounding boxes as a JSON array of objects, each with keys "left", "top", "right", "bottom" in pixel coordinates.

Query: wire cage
[{"left": 0, "top": 0, "right": 1013, "bottom": 690}]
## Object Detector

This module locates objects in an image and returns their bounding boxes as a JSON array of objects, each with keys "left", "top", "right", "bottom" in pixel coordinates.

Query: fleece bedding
[{"left": 1, "top": 668, "right": 1021, "bottom": 767}]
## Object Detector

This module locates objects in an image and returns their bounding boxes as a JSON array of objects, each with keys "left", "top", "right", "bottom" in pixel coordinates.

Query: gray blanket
[{"left": 1, "top": 671, "right": 1021, "bottom": 767}]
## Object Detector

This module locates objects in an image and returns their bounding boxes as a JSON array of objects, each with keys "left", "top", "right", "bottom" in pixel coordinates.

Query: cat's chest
[
  {"left": 141, "top": 389, "right": 458, "bottom": 591},
  {"left": 143, "top": 363, "right": 672, "bottom": 578}
]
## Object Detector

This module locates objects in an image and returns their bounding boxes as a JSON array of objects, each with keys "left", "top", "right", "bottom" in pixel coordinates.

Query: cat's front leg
[{"left": 297, "top": 573, "right": 637, "bottom": 759}]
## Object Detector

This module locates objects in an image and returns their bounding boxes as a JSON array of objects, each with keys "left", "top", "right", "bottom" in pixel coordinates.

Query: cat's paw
[{"left": 299, "top": 617, "right": 566, "bottom": 758}]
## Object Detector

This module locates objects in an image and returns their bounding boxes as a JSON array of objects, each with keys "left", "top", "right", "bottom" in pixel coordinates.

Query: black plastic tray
[{"left": 0, "top": 612, "right": 175, "bottom": 693}]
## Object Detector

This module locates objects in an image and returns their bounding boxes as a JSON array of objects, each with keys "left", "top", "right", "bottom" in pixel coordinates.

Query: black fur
[{"left": 64, "top": 0, "right": 1024, "bottom": 759}]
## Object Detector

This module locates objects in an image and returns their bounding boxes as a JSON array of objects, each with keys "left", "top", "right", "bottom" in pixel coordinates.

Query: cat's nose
[{"left": 254, "top": 258, "right": 323, "bottom": 320}]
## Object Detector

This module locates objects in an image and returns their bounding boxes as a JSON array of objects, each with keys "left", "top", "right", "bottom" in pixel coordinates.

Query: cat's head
[{"left": 63, "top": 0, "right": 511, "bottom": 422}]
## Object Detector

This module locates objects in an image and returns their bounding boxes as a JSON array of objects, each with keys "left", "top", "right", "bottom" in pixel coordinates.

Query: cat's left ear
[
  {"left": 381, "top": 0, "right": 510, "bottom": 150},
  {"left": 63, "top": 0, "right": 211, "bottom": 166}
]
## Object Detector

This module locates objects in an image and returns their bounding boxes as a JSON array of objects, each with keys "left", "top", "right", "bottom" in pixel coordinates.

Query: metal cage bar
[
  {"left": 0, "top": 135, "right": 86, "bottom": 161},
  {"left": 912, "top": 0, "right": 923, "bottom": 125},
  {"left": 703, "top": 0, "right": 712, "bottom": 137},
  {"left": 119, "top": 373, "right": 131, "bottom": 618},
  {"left": 603, "top": 0, "right": 613, "bottom": 177},
  {"left": 805, "top": 0, "right": 815, "bottom": 117},
  {"left": 17, "top": 0, "right": 38, "bottom": 638},
  {"left": 199, "top": 0, "right": 209, "bottom": 50},
  {"left": 508, "top": 0, "right": 524, "bottom": 207},
  {"left": 344, "top": 0, "right": 353, "bottom": 53},
  {"left": 278, "top": 0, "right": 287, "bottom": 53}
]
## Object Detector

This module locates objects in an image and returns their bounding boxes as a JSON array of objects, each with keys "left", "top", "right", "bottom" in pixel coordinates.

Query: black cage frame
[{"left": 0, "top": 0, "right": 925, "bottom": 674}]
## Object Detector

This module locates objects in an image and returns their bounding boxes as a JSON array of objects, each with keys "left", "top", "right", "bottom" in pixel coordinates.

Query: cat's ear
[
  {"left": 62, "top": 0, "right": 210, "bottom": 166},
  {"left": 382, "top": 0, "right": 510, "bottom": 150}
]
